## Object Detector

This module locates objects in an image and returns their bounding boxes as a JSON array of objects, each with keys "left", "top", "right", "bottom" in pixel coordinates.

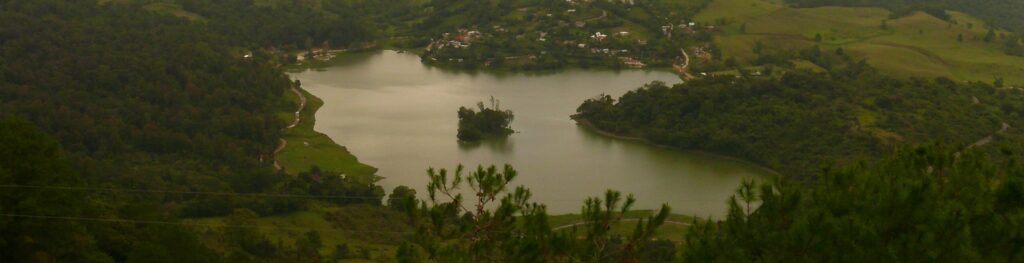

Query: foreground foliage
[
  {"left": 402, "top": 165, "right": 671, "bottom": 262},
  {"left": 683, "top": 145, "right": 1024, "bottom": 262}
]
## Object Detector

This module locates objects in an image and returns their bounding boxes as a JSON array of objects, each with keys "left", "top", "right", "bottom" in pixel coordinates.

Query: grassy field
[
  {"left": 695, "top": 0, "right": 1024, "bottom": 85},
  {"left": 142, "top": 2, "right": 205, "bottom": 22},
  {"left": 191, "top": 203, "right": 410, "bottom": 262},
  {"left": 275, "top": 87, "right": 378, "bottom": 181},
  {"left": 98, "top": 0, "right": 206, "bottom": 21}
]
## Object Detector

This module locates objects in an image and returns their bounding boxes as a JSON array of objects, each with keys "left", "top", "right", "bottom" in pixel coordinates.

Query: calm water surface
[{"left": 291, "top": 50, "right": 767, "bottom": 218}]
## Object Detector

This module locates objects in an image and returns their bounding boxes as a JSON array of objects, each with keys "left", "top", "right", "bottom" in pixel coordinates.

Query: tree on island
[{"left": 457, "top": 97, "right": 515, "bottom": 141}]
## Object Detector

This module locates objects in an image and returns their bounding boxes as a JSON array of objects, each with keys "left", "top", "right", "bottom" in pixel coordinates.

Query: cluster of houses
[
  {"left": 661, "top": 21, "right": 718, "bottom": 37},
  {"left": 424, "top": 3, "right": 725, "bottom": 69},
  {"left": 298, "top": 48, "right": 338, "bottom": 62},
  {"left": 276, "top": 46, "right": 341, "bottom": 63},
  {"left": 589, "top": 31, "right": 632, "bottom": 42},
  {"left": 619, "top": 57, "right": 645, "bottom": 68},
  {"left": 429, "top": 29, "right": 483, "bottom": 50},
  {"left": 591, "top": 48, "right": 629, "bottom": 55}
]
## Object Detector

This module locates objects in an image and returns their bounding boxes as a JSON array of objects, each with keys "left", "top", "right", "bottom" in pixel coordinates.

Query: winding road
[
  {"left": 585, "top": 11, "right": 608, "bottom": 23},
  {"left": 273, "top": 85, "right": 307, "bottom": 171},
  {"left": 674, "top": 48, "right": 696, "bottom": 80},
  {"left": 968, "top": 122, "right": 1011, "bottom": 149}
]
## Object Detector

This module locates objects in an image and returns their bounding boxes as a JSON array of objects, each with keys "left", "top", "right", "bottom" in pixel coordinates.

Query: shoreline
[
  {"left": 303, "top": 48, "right": 684, "bottom": 79},
  {"left": 274, "top": 82, "right": 379, "bottom": 180},
  {"left": 572, "top": 117, "right": 651, "bottom": 143},
  {"left": 573, "top": 117, "right": 781, "bottom": 176},
  {"left": 420, "top": 58, "right": 680, "bottom": 78},
  {"left": 285, "top": 51, "right": 770, "bottom": 178}
]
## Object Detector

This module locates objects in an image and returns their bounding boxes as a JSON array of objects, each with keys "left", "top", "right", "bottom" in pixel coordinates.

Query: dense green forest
[
  {"left": 1, "top": 0, "right": 286, "bottom": 210},
  {"left": 785, "top": 0, "right": 1024, "bottom": 32},
  {"left": 123, "top": 0, "right": 422, "bottom": 49},
  {"left": 575, "top": 51, "right": 1024, "bottom": 177},
  {"left": 171, "top": 0, "right": 377, "bottom": 49},
  {"left": 0, "top": 115, "right": 397, "bottom": 262}
]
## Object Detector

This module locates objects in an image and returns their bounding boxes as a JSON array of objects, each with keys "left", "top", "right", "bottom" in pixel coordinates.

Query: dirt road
[{"left": 273, "top": 85, "right": 307, "bottom": 171}]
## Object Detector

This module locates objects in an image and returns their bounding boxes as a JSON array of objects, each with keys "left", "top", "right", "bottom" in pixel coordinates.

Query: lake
[{"left": 291, "top": 50, "right": 768, "bottom": 218}]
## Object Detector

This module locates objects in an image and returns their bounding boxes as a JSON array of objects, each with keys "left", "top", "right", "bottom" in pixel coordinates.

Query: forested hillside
[
  {"left": 575, "top": 53, "right": 1024, "bottom": 177},
  {"left": 1, "top": 0, "right": 295, "bottom": 213},
  {"left": 0, "top": 1, "right": 391, "bottom": 261},
  {"left": 172, "top": 0, "right": 377, "bottom": 48},
  {"left": 3, "top": 0, "right": 282, "bottom": 185}
]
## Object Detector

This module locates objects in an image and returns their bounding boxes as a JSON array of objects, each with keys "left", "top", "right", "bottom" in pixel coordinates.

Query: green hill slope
[
  {"left": 695, "top": 0, "right": 1024, "bottom": 85},
  {"left": 785, "top": 0, "right": 1024, "bottom": 33}
]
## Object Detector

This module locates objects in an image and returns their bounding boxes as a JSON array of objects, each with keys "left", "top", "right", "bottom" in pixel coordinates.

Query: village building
[{"left": 620, "top": 57, "right": 646, "bottom": 68}]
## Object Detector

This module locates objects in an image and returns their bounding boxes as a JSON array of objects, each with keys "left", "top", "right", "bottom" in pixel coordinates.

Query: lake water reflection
[{"left": 291, "top": 50, "right": 768, "bottom": 218}]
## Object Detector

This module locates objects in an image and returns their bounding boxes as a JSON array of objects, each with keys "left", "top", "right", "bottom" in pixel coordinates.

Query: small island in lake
[{"left": 457, "top": 98, "right": 514, "bottom": 141}]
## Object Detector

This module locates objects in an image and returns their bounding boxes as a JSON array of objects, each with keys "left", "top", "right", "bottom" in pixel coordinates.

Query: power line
[
  {"left": 0, "top": 184, "right": 383, "bottom": 200},
  {"left": 0, "top": 213, "right": 678, "bottom": 235},
  {"left": 0, "top": 213, "right": 415, "bottom": 234},
  {"left": 0, "top": 184, "right": 609, "bottom": 203}
]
